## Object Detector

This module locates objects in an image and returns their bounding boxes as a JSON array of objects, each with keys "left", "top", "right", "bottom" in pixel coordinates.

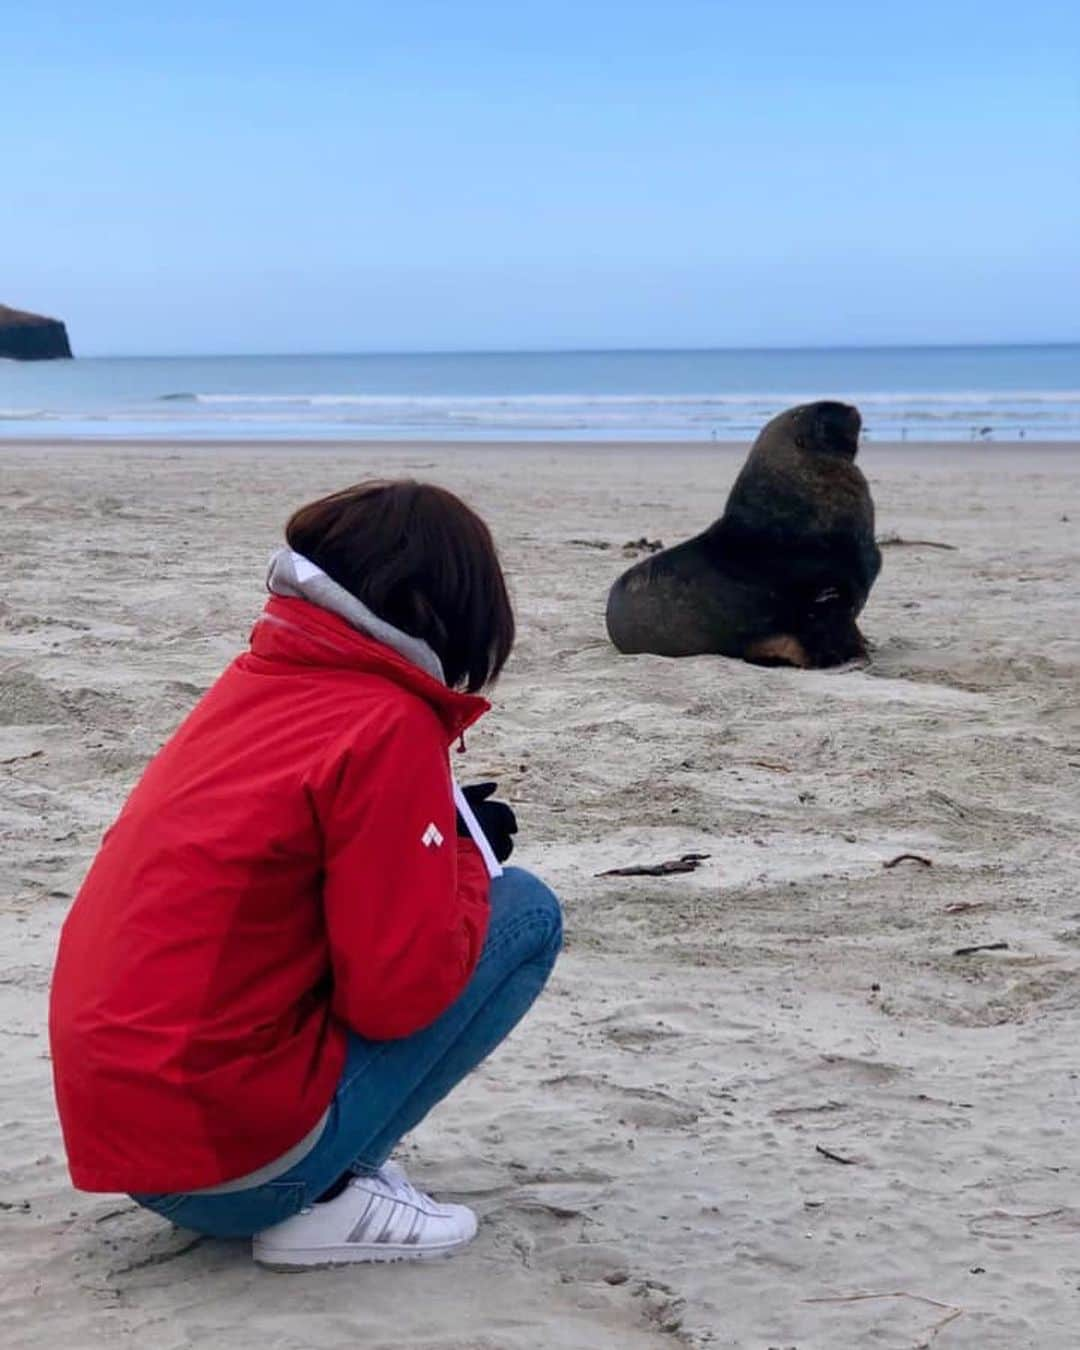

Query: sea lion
[{"left": 605, "top": 401, "right": 881, "bottom": 668}]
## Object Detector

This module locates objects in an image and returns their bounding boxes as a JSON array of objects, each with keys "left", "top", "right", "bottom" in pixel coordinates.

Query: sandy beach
[{"left": 2, "top": 437, "right": 1078, "bottom": 1349}]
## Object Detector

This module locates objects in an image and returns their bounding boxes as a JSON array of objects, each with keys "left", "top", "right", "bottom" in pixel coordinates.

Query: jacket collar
[
  {"left": 254, "top": 551, "right": 489, "bottom": 740},
  {"left": 266, "top": 548, "right": 445, "bottom": 681}
]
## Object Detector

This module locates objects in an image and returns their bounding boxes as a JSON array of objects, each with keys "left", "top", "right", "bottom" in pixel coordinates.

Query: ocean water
[{"left": 2, "top": 345, "right": 1078, "bottom": 442}]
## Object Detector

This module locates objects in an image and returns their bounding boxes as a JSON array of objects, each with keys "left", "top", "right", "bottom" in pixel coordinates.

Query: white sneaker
[{"left": 252, "top": 1162, "right": 478, "bottom": 1269}]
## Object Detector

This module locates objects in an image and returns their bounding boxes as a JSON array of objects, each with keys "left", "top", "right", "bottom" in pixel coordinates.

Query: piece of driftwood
[
  {"left": 622, "top": 536, "right": 664, "bottom": 554},
  {"left": 883, "top": 852, "right": 934, "bottom": 869},
  {"left": 93, "top": 1204, "right": 138, "bottom": 1224},
  {"left": 877, "top": 533, "right": 957, "bottom": 551},
  {"left": 0, "top": 749, "right": 44, "bottom": 766},
  {"left": 596, "top": 852, "right": 710, "bottom": 878},
  {"left": 815, "top": 1144, "right": 857, "bottom": 1165},
  {"left": 953, "top": 941, "right": 1009, "bottom": 957}
]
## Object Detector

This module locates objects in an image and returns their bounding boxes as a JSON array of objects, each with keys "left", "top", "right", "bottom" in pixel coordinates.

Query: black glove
[{"left": 456, "top": 781, "right": 518, "bottom": 863}]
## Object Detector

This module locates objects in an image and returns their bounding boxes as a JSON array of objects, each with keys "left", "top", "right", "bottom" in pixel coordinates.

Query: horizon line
[{"left": 67, "top": 338, "right": 1080, "bottom": 361}]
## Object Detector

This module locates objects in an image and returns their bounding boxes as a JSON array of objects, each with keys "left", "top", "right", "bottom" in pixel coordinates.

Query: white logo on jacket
[{"left": 421, "top": 822, "right": 444, "bottom": 848}]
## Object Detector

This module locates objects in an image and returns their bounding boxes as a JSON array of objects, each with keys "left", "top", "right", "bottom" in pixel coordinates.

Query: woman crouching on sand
[{"left": 49, "top": 481, "right": 561, "bottom": 1269}]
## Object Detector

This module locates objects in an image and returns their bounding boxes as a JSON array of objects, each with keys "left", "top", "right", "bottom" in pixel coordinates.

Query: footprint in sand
[
  {"left": 541, "top": 1073, "right": 701, "bottom": 1128},
  {"left": 0, "top": 673, "right": 66, "bottom": 727}
]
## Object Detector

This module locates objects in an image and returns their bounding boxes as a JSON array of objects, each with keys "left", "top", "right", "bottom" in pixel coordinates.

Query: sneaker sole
[{"left": 253, "top": 1237, "right": 474, "bottom": 1271}]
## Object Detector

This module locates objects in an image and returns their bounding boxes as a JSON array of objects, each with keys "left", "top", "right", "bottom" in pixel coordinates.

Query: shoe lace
[{"left": 375, "top": 1162, "right": 434, "bottom": 1212}]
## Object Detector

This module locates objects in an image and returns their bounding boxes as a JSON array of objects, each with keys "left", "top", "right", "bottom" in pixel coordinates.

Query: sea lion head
[{"left": 769, "top": 400, "right": 862, "bottom": 460}]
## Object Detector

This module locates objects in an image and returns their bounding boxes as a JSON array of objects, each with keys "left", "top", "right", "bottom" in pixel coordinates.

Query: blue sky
[{"left": 4, "top": 2, "right": 1078, "bottom": 354}]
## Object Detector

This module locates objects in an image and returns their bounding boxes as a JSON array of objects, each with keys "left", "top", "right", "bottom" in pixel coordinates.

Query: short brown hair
[{"left": 285, "top": 480, "right": 514, "bottom": 693}]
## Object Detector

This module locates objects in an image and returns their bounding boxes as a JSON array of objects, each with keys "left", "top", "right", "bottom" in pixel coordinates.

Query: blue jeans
[{"left": 133, "top": 867, "right": 561, "bottom": 1238}]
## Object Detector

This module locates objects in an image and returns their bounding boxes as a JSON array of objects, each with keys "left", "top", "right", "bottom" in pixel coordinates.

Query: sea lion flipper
[
  {"left": 792, "top": 582, "right": 867, "bottom": 665},
  {"left": 743, "top": 634, "right": 811, "bottom": 668}
]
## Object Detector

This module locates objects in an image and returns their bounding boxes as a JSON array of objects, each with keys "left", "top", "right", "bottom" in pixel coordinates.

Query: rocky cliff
[{"left": 0, "top": 304, "right": 73, "bottom": 360}]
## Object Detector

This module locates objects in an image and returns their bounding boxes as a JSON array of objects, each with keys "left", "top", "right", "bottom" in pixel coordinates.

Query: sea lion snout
[{"left": 795, "top": 400, "right": 861, "bottom": 457}]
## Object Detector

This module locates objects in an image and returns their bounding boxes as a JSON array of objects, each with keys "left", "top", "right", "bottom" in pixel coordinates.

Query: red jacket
[{"left": 49, "top": 596, "right": 492, "bottom": 1193}]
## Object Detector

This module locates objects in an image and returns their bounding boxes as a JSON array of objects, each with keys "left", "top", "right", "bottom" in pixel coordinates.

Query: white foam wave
[
  {"left": 179, "top": 389, "right": 1080, "bottom": 409},
  {"left": 8, "top": 388, "right": 1080, "bottom": 442}
]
